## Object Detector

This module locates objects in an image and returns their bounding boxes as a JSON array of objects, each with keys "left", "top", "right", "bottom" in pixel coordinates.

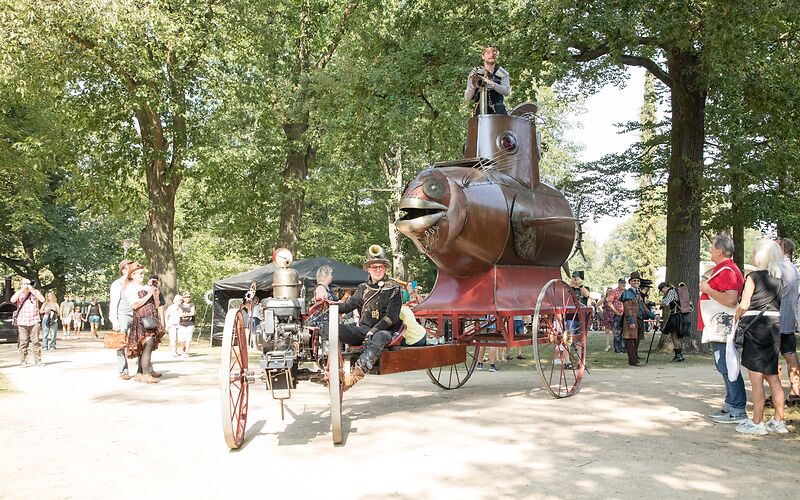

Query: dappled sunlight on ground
[{"left": 1, "top": 338, "right": 798, "bottom": 498}]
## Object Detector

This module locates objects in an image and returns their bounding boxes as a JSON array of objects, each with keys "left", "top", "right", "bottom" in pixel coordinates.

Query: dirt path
[{"left": 1, "top": 338, "right": 797, "bottom": 499}]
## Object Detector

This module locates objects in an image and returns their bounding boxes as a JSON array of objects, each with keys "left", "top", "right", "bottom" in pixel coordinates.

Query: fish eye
[
  {"left": 497, "top": 132, "right": 518, "bottom": 154},
  {"left": 422, "top": 177, "right": 445, "bottom": 199}
]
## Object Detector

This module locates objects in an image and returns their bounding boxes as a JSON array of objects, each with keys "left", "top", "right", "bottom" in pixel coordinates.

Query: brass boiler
[{"left": 272, "top": 267, "right": 300, "bottom": 299}]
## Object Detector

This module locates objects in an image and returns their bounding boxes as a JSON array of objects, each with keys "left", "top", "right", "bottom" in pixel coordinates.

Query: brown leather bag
[{"left": 104, "top": 332, "right": 127, "bottom": 349}]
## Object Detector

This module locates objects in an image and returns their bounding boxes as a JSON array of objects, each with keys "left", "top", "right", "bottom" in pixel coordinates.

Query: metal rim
[
  {"left": 328, "top": 305, "right": 343, "bottom": 444},
  {"left": 220, "top": 309, "right": 249, "bottom": 449},
  {"left": 531, "top": 279, "right": 586, "bottom": 398},
  {"left": 426, "top": 345, "right": 479, "bottom": 389}
]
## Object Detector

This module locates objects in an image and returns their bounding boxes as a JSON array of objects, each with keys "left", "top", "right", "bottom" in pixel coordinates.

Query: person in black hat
[
  {"left": 324, "top": 245, "right": 403, "bottom": 389},
  {"left": 620, "top": 272, "right": 649, "bottom": 366},
  {"left": 658, "top": 282, "right": 693, "bottom": 362}
]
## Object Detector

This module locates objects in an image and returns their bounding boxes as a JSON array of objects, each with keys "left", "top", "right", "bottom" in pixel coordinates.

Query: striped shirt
[
  {"left": 780, "top": 259, "right": 799, "bottom": 334},
  {"left": 662, "top": 288, "right": 679, "bottom": 309}
]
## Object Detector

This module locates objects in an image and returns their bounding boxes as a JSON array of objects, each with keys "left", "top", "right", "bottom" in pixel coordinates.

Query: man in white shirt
[{"left": 109, "top": 259, "right": 132, "bottom": 380}]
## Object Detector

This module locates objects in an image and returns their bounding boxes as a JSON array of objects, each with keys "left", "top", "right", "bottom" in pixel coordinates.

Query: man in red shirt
[
  {"left": 11, "top": 278, "right": 46, "bottom": 367},
  {"left": 699, "top": 235, "right": 746, "bottom": 423},
  {"left": 610, "top": 278, "right": 626, "bottom": 353}
]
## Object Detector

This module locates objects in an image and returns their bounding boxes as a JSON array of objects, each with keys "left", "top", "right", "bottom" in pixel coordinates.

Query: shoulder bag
[
  {"left": 734, "top": 284, "right": 780, "bottom": 347},
  {"left": 700, "top": 266, "right": 737, "bottom": 344},
  {"left": 141, "top": 315, "right": 158, "bottom": 331}
]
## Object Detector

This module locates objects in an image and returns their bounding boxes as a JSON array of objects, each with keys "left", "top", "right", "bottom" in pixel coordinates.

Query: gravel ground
[{"left": 1, "top": 336, "right": 798, "bottom": 499}]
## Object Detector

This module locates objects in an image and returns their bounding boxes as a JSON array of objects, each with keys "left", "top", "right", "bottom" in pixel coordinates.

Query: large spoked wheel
[
  {"left": 426, "top": 345, "right": 479, "bottom": 389},
  {"left": 532, "top": 279, "right": 586, "bottom": 398},
  {"left": 220, "top": 309, "right": 250, "bottom": 449},
  {"left": 327, "top": 305, "right": 343, "bottom": 444}
]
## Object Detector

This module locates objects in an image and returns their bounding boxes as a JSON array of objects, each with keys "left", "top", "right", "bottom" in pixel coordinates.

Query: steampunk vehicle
[{"left": 219, "top": 101, "right": 591, "bottom": 449}]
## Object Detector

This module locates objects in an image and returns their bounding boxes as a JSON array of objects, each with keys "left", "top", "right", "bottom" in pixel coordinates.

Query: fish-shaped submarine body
[{"left": 395, "top": 112, "right": 576, "bottom": 278}]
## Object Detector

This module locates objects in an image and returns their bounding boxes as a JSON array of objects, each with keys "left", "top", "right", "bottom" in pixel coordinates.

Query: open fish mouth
[{"left": 396, "top": 198, "right": 447, "bottom": 232}]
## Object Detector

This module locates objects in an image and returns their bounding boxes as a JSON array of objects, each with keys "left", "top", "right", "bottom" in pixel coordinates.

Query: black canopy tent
[{"left": 210, "top": 257, "right": 368, "bottom": 344}]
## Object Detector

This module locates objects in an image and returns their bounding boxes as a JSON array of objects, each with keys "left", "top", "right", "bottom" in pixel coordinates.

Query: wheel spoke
[{"left": 533, "top": 280, "right": 585, "bottom": 398}]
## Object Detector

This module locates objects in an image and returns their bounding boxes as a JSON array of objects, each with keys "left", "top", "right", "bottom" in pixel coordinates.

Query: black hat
[
  {"left": 363, "top": 244, "right": 390, "bottom": 270},
  {"left": 617, "top": 278, "right": 626, "bottom": 283},
  {"left": 657, "top": 282, "right": 671, "bottom": 292},
  {"left": 640, "top": 279, "right": 653, "bottom": 288},
  {"left": 628, "top": 271, "right": 642, "bottom": 283}
]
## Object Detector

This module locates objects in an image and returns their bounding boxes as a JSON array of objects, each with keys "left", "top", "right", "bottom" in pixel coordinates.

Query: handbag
[
  {"left": 104, "top": 332, "right": 127, "bottom": 349},
  {"left": 699, "top": 266, "right": 737, "bottom": 344},
  {"left": 140, "top": 315, "right": 158, "bottom": 331}
]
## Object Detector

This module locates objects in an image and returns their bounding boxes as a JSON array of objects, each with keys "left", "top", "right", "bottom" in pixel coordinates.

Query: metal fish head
[{"left": 396, "top": 169, "right": 466, "bottom": 252}]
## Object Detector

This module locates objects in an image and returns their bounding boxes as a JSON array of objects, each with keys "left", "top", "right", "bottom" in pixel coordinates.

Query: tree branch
[
  {"left": 0, "top": 255, "right": 30, "bottom": 277},
  {"left": 314, "top": 1, "right": 360, "bottom": 70},
  {"left": 571, "top": 41, "right": 673, "bottom": 88},
  {"left": 620, "top": 55, "right": 672, "bottom": 88},
  {"left": 62, "top": 31, "right": 140, "bottom": 93},
  {"left": 571, "top": 42, "right": 610, "bottom": 62}
]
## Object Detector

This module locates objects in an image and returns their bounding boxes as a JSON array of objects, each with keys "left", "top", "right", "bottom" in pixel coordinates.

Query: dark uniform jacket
[
  {"left": 470, "top": 66, "right": 509, "bottom": 115},
  {"left": 340, "top": 280, "right": 402, "bottom": 333}
]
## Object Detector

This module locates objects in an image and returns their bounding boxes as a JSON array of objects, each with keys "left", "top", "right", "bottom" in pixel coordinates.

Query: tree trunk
[
  {"left": 730, "top": 171, "right": 745, "bottom": 269},
  {"left": 665, "top": 49, "right": 706, "bottom": 353},
  {"left": 135, "top": 106, "right": 181, "bottom": 303},
  {"left": 139, "top": 188, "right": 178, "bottom": 303},
  {"left": 278, "top": 120, "right": 313, "bottom": 255},
  {"left": 379, "top": 149, "right": 409, "bottom": 279}
]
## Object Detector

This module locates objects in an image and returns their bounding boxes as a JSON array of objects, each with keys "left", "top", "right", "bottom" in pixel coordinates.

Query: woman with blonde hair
[
  {"left": 40, "top": 291, "right": 60, "bottom": 350},
  {"left": 734, "top": 239, "right": 787, "bottom": 435},
  {"left": 309, "top": 265, "right": 336, "bottom": 328}
]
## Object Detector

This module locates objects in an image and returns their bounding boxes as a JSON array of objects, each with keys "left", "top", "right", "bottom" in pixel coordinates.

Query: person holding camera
[
  {"left": 11, "top": 278, "right": 46, "bottom": 367},
  {"left": 464, "top": 45, "right": 510, "bottom": 115}
]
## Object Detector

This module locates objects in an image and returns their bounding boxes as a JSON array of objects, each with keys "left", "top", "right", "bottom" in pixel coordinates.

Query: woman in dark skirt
[
  {"left": 658, "top": 282, "right": 691, "bottom": 362},
  {"left": 124, "top": 263, "right": 165, "bottom": 383},
  {"left": 734, "top": 239, "right": 787, "bottom": 435}
]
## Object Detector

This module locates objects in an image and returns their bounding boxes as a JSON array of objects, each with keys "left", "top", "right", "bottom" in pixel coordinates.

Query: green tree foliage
[
  {"left": 515, "top": 1, "right": 800, "bottom": 346},
  {"left": 4, "top": 0, "right": 230, "bottom": 301}
]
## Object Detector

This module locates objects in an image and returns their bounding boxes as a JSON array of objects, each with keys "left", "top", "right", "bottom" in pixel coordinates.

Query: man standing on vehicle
[
  {"left": 700, "top": 235, "right": 746, "bottom": 424},
  {"left": 12, "top": 278, "right": 46, "bottom": 367},
  {"left": 464, "top": 45, "right": 511, "bottom": 115},
  {"left": 324, "top": 246, "right": 402, "bottom": 389}
]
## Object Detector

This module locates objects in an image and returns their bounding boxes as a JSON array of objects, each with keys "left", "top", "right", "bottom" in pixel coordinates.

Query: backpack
[
  {"left": 44, "top": 309, "right": 58, "bottom": 327},
  {"left": 677, "top": 282, "right": 694, "bottom": 313}
]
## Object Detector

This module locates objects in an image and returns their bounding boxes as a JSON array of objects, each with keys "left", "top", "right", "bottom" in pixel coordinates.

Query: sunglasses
[{"left": 368, "top": 265, "right": 386, "bottom": 270}]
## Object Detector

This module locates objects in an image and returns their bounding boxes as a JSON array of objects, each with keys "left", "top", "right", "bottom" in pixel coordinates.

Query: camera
[{"left": 149, "top": 277, "right": 158, "bottom": 287}]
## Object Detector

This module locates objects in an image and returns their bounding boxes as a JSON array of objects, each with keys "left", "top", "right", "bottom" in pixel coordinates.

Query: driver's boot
[{"left": 345, "top": 363, "right": 365, "bottom": 391}]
